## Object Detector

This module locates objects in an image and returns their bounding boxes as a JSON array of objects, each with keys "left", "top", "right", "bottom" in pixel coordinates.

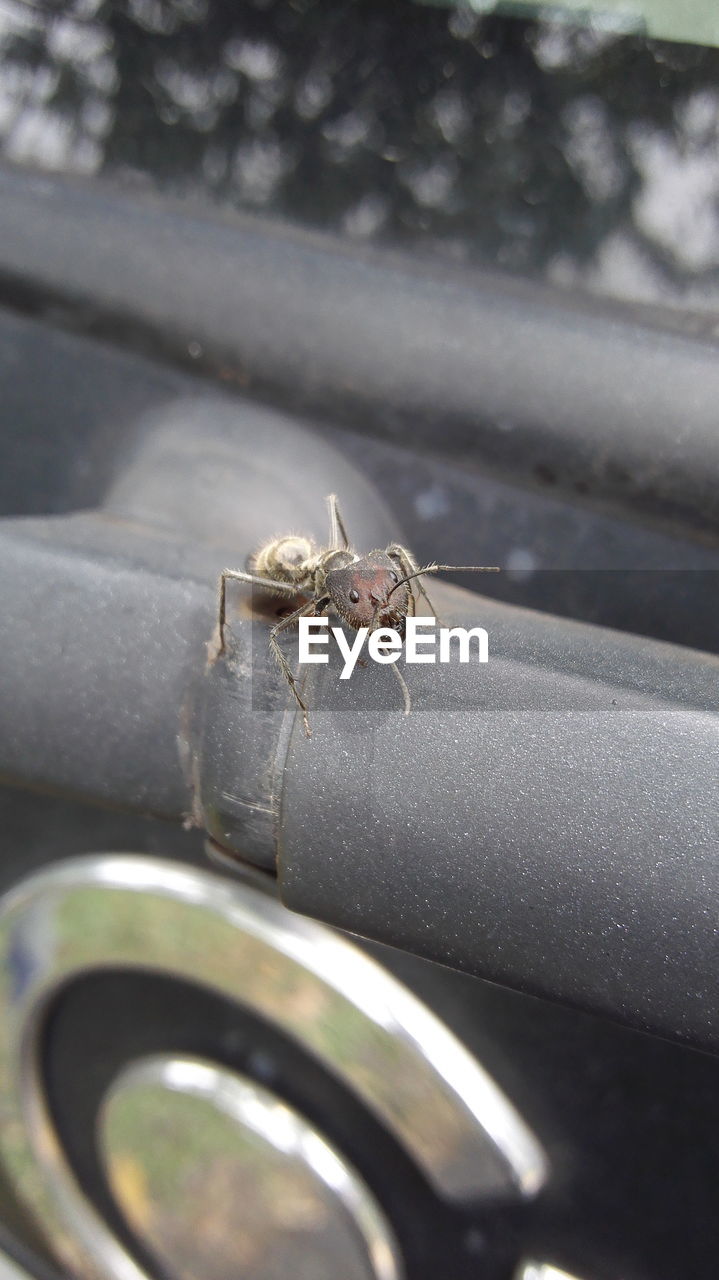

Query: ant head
[{"left": 326, "top": 551, "right": 410, "bottom": 630}]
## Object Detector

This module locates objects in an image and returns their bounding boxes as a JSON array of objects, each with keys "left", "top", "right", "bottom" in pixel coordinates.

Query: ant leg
[
  {"left": 387, "top": 544, "right": 444, "bottom": 626},
  {"left": 327, "top": 494, "right": 350, "bottom": 550},
  {"left": 269, "top": 596, "right": 329, "bottom": 738},
  {"left": 391, "top": 661, "right": 411, "bottom": 717},
  {"left": 218, "top": 568, "right": 297, "bottom": 653}
]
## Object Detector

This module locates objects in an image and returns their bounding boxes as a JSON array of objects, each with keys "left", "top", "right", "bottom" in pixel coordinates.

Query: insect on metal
[{"left": 217, "top": 494, "right": 499, "bottom": 736}]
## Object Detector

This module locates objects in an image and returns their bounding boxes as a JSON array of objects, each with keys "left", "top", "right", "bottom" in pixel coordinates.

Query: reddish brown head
[{"left": 326, "top": 552, "right": 410, "bottom": 631}]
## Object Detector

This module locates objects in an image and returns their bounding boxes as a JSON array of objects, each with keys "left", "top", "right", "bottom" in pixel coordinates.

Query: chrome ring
[
  {"left": 0, "top": 854, "right": 547, "bottom": 1277},
  {"left": 101, "top": 1054, "right": 403, "bottom": 1280}
]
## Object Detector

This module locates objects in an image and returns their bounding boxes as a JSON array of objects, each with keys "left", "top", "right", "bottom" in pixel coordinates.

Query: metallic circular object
[
  {"left": 101, "top": 1054, "right": 403, "bottom": 1280},
  {"left": 0, "top": 854, "right": 547, "bottom": 1278}
]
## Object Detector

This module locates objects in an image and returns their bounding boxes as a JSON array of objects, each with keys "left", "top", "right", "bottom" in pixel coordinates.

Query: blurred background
[{"left": 0, "top": 0, "right": 718, "bottom": 313}]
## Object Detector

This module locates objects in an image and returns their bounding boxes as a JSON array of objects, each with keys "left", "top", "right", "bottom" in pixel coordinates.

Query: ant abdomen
[{"left": 250, "top": 535, "right": 314, "bottom": 585}]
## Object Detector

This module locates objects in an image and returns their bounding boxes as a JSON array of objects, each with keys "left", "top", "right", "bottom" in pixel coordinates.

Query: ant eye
[
  {"left": 389, "top": 570, "right": 398, "bottom": 583},
  {"left": 349, "top": 588, "right": 360, "bottom": 603}
]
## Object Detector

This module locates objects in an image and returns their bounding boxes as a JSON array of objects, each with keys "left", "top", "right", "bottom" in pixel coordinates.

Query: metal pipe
[
  {"left": 277, "top": 582, "right": 719, "bottom": 1052},
  {"left": 1, "top": 166, "right": 718, "bottom": 540},
  {"left": 0, "top": 396, "right": 717, "bottom": 1050}
]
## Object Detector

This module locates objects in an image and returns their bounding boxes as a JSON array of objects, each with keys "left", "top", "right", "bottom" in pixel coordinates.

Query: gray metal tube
[
  {"left": 0, "top": 396, "right": 399, "bottom": 834},
  {"left": 0, "top": 515, "right": 212, "bottom": 818},
  {"left": 0, "top": 166, "right": 718, "bottom": 540},
  {"left": 1, "top": 410, "right": 717, "bottom": 1048},
  {"left": 278, "top": 582, "right": 719, "bottom": 1051}
]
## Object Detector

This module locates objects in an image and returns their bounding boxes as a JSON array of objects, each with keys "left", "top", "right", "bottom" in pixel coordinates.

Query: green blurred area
[{"left": 420, "top": 0, "right": 719, "bottom": 48}]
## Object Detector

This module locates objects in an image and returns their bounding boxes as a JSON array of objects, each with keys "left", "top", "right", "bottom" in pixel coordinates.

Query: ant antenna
[{"left": 387, "top": 563, "right": 500, "bottom": 601}]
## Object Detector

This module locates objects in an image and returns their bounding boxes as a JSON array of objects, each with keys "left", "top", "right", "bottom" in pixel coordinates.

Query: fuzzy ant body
[{"left": 218, "top": 494, "right": 497, "bottom": 736}]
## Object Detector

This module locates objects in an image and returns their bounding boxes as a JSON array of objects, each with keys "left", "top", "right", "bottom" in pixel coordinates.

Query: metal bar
[
  {"left": 277, "top": 581, "right": 719, "bottom": 1053},
  {"left": 2, "top": 507, "right": 718, "bottom": 1047},
  {"left": 0, "top": 167, "right": 718, "bottom": 541},
  {"left": 0, "top": 516, "right": 211, "bottom": 820},
  {"left": 0, "top": 370, "right": 717, "bottom": 1048},
  {"left": 0, "top": 392, "right": 399, "bottom": 846}
]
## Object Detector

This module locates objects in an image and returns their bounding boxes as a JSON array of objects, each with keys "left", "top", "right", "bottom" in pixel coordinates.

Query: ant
[{"left": 217, "top": 494, "right": 499, "bottom": 736}]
